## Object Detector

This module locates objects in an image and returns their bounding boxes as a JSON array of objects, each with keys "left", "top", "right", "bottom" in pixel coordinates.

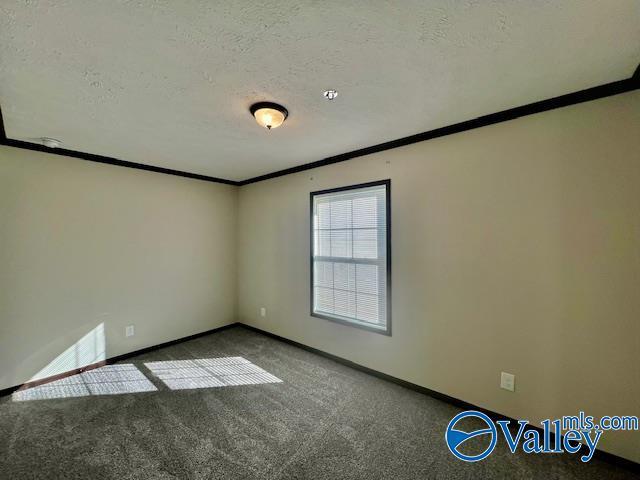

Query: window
[{"left": 310, "top": 180, "right": 391, "bottom": 335}]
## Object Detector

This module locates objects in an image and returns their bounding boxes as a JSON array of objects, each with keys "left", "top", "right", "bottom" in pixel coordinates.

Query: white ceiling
[{"left": 1, "top": 1, "right": 638, "bottom": 181}]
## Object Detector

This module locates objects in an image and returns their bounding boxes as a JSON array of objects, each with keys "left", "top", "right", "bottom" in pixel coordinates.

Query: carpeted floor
[{"left": 0, "top": 326, "right": 635, "bottom": 479}]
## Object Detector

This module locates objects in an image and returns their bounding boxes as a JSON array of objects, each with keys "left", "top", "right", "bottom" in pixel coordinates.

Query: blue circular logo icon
[{"left": 445, "top": 410, "right": 497, "bottom": 462}]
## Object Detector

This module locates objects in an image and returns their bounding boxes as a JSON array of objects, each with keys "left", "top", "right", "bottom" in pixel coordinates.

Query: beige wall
[
  {"left": 237, "top": 91, "right": 640, "bottom": 462},
  {"left": 0, "top": 146, "right": 237, "bottom": 390},
  {"left": 1, "top": 91, "right": 637, "bottom": 461}
]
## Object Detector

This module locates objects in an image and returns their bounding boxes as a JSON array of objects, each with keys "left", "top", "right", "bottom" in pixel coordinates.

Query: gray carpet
[{"left": 0, "top": 326, "right": 635, "bottom": 479}]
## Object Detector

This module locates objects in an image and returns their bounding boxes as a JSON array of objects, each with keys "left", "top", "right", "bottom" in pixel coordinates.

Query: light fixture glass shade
[{"left": 250, "top": 102, "right": 288, "bottom": 130}]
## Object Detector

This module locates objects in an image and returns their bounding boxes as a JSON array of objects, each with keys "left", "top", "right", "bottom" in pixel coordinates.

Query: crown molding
[
  {"left": 0, "top": 137, "right": 240, "bottom": 185},
  {"left": 1, "top": 67, "right": 638, "bottom": 186},
  {"left": 239, "top": 73, "right": 640, "bottom": 185}
]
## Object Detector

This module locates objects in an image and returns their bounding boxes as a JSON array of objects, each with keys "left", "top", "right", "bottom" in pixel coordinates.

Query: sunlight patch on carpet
[{"left": 144, "top": 357, "right": 282, "bottom": 390}]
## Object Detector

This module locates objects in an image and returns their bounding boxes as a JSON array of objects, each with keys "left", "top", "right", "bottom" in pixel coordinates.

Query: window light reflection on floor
[
  {"left": 144, "top": 357, "right": 282, "bottom": 390},
  {"left": 12, "top": 364, "right": 157, "bottom": 402}
]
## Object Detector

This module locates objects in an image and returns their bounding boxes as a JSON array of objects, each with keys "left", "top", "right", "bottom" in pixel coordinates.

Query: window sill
[{"left": 311, "top": 311, "right": 391, "bottom": 336}]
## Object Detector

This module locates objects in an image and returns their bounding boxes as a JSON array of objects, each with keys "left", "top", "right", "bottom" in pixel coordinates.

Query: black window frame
[{"left": 309, "top": 179, "right": 392, "bottom": 336}]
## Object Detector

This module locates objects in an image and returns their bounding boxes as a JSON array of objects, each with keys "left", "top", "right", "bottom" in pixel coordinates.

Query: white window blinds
[{"left": 311, "top": 181, "right": 390, "bottom": 334}]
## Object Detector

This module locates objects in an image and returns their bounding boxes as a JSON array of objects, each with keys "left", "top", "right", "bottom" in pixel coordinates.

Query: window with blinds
[{"left": 310, "top": 180, "right": 391, "bottom": 335}]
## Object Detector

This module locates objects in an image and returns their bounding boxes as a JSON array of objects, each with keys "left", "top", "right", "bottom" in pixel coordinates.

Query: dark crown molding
[
  {"left": 239, "top": 73, "right": 640, "bottom": 185},
  {"left": 0, "top": 137, "right": 239, "bottom": 186},
  {"left": 1, "top": 67, "right": 638, "bottom": 186},
  {"left": 0, "top": 104, "right": 6, "bottom": 141}
]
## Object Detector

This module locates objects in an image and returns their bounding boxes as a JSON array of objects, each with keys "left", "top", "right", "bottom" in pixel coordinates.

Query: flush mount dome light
[{"left": 250, "top": 102, "right": 288, "bottom": 130}]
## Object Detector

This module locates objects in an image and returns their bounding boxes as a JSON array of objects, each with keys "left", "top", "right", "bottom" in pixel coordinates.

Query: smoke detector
[
  {"left": 323, "top": 89, "right": 338, "bottom": 100},
  {"left": 40, "top": 137, "right": 63, "bottom": 149}
]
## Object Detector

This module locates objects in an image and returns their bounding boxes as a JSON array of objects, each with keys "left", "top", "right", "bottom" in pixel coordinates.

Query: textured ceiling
[{"left": 0, "top": 1, "right": 638, "bottom": 181}]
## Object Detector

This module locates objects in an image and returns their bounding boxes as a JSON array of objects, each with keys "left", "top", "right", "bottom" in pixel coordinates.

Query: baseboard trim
[
  {"left": 237, "top": 323, "right": 639, "bottom": 473},
  {"left": 1, "top": 320, "right": 636, "bottom": 472},
  {"left": 107, "top": 322, "right": 240, "bottom": 363},
  {"left": 0, "top": 322, "right": 239, "bottom": 397}
]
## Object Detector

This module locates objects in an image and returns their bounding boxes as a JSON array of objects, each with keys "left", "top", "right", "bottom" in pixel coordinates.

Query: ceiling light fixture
[
  {"left": 323, "top": 89, "right": 338, "bottom": 100},
  {"left": 250, "top": 102, "right": 288, "bottom": 130}
]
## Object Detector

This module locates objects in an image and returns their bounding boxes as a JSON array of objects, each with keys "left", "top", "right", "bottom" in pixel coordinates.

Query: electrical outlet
[
  {"left": 125, "top": 325, "right": 135, "bottom": 337},
  {"left": 501, "top": 372, "right": 515, "bottom": 392},
  {"left": 260, "top": 307, "right": 266, "bottom": 317}
]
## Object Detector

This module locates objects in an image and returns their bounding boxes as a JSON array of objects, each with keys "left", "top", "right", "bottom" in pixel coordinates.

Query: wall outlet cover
[
  {"left": 125, "top": 325, "right": 135, "bottom": 337},
  {"left": 501, "top": 372, "right": 515, "bottom": 392}
]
